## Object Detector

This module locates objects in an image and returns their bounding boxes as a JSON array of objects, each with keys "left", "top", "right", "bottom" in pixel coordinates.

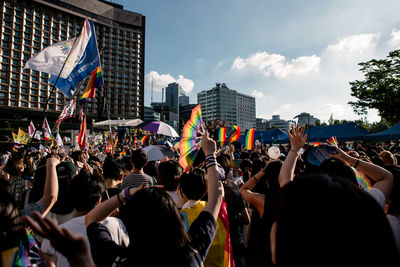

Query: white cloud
[
  {"left": 325, "top": 33, "right": 379, "bottom": 54},
  {"left": 251, "top": 89, "right": 265, "bottom": 98},
  {"left": 145, "top": 71, "right": 195, "bottom": 93},
  {"left": 232, "top": 52, "right": 320, "bottom": 78},
  {"left": 387, "top": 28, "right": 400, "bottom": 48}
]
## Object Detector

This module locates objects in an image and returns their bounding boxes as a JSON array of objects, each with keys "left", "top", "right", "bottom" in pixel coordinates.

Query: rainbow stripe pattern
[
  {"left": 219, "top": 127, "right": 226, "bottom": 147},
  {"left": 179, "top": 105, "right": 203, "bottom": 171},
  {"left": 355, "top": 169, "right": 373, "bottom": 191},
  {"left": 244, "top": 129, "right": 255, "bottom": 150},
  {"left": 327, "top": 136, "right": 338, "bottom": 147},
  {"left": 225, "top": 125, "right": 240, "bottom": 145},
  {"left": 81, "top": 66, "right": 103, "bottom": 103},
  {"left": 141, "top": 134, "right": 149, "bottom": 144}
]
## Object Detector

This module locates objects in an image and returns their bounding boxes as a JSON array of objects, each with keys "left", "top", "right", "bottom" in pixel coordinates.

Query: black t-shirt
[{"left": 87, "top": 211, "right": 216, "bottom": 267}]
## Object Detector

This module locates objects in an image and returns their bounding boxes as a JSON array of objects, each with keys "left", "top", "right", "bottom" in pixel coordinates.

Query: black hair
[
  {"left": 70, "top": 150, "right": 85, "bottom": 164},
  {"left": 102, "top": 158, "right": 123, "bottom": 181},
  {"left": 157, "top": 160, "right": 182, "bottom": 191},
  {"left": 216, "top": 155, "right": 231, "bottom": 179},
  {"left": 143, "top": 161, "right": 158, "bottom": 178},
  {"left": 68, "top": 169, "right": 105, "bottom": 212},
  {"left": 179, "top": 168, "right": 207, "bottom": 201},
  {"left": 130, "top": 149, "right": 147, "bottom": 170},
  {"left": 274, "top": 174, "right": 399, "bottom": 267},
  {"left": 120, "top": 187, "right": 192, "bottom": 266},
  {"left": 319, "top": 157, "right": 358, "bottom": 186}
]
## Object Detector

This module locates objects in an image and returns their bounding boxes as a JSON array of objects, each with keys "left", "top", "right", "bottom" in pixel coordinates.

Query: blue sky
[{"left": 118, "top": 0, "right": 400, "bottom": 123}]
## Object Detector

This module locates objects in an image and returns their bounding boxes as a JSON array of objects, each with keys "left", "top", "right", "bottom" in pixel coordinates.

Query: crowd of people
[{"left": 1, "top": 124, "right": 400, "bottom": 267}]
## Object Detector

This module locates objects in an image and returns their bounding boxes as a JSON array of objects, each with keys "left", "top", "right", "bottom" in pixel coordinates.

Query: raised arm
[
  {"left": 239, "top": 166, "right": 266, "bottom": 218},
  {"left": 85, "top": 184, "right": 144, "bottom": 227},
  {"left": 333, "top": 148, "right": 393, "bottom": 199},
  {"left": 39, "top": 157, "right": 60, "bottom": 216},
  {"left": 278, "top": 125, "right": 306, "bottom": 188},
  {"left": 202, "top": 132, "right": 224, "bottom": 220}
]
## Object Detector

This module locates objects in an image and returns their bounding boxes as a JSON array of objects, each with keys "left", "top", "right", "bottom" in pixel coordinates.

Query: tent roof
[
  {"left": 364, "top": 122, "right": 400, "bottom": 141},
  {"left": 307, "top": 122, "right": 369, "bottom": 142}
]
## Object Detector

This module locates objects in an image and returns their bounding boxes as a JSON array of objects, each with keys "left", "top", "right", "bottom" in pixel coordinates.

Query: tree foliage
[{"left": 349, "top": 50, "right": 400, "bottom": 125}]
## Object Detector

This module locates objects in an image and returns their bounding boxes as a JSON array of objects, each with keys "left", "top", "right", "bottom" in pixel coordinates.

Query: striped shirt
[{"left": 120, "top": 172, "right": 154, "bottom": 190}]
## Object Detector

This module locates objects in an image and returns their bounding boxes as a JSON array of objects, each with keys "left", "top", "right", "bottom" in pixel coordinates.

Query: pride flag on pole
[
  {"left": 219, "top": 127, "right": 226, "bottom": 147},
  {"left": 80, "top": 66, "right": 103, "bottom": 103},
  {"left": 225, "top": 125, "right": 240, "bottom": 145},
  {"left": 78, "top": 115, "right": 87, "bottom": 149},
  {"left": 42, "top": 117, "right": 53, "bottom": 141},
  {"left": 244, "top": 129, "right": 255, "bottom": 150}
]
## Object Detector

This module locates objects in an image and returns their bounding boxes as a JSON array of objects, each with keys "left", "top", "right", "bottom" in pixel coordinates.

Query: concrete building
[
  {"left": 0, "top": 0, "right": 145, "bottom": 123},
  {"left": 198, "top": 83, "right": 237, "bottom": 126},
  {"left": 143, "top": 106, "right": 159, "bottom": 122},
  {"left": 180, "top": 103, "right": 197, "bottom": 125},
  {"left": 268, "top": 115, "right": 295, "bottom": 131},
  {"left": 179, "top": 95, "right": 189, "bottom": 107},
  {"left": 236, "top": 92, "right": 256, "bottom": 130},
  {"left": 295, "top": 112, "right": 318, "bottom": 127},
  {"left": 256, "top": 118, "right": 269, "bottom": 131}
]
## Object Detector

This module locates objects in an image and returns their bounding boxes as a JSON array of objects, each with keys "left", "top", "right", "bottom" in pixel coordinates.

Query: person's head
[
  {"left": 143, "top": 160, "right": 158, "bottom": 178},
  {"left": 271, "top": 174, "right": 399, "bottom": 267},
  {"left": 157, "top": 160, "right": 182, "bottom": 191},
  {"left": 68, "top": 169, "right": 105, "bottom": 212},
  {"left": 120, "top": 187, "right": 190, "bottom": 265},
  {"left": 130, "top": 149, "right": 147, "bottom": 170},
  {"left": 4, "top": 157, "right": 24, "bottom": 177},
  {"left": 71, "top": 150, "right": 86, "bottom": 164},
  {"left": 102, "top": 158, "right": 123, "bottom": 181},
  {"left": 318, "top": 157, "right": 357, "bottom": 186},
  {"left": 216, "top": 155, "right": 231, "bottom": 180},
  {"left": 380, "top": 150, "right": 397, "bottom": 166},
  {"left": 178, "top": 168, "right": 207, "bottom": 201}
]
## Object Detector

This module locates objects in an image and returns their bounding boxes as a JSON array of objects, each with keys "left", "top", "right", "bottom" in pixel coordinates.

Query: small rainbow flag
[
  {"left": 141, "top": 134, "right": 149, "bottom": 144},
  {"left": 81, "top": 66, "right": 103, "bottom": 103},
  {"left": 244, "top": 129, "right": 255, "bottom": 150},
  {"left": 327, "top": 136, "right": 338, "bottom": 147},
  {"left": 179, "top": 105, "right": 203, "bottom": 171},
  {"left": 313, "top": 142, "right": 322, "bottom": 147},
  {"left": 120, "top": 150, "right": 127, "bottom": 157},
  {"left": 225, "top": 125, "right": 240, "bottom": 145},
  {"left": 219, "top": 127, "right": 226, "bottom": 147},
  {"left": 355, "top": 169, "right": 373, "bottom": 191}
]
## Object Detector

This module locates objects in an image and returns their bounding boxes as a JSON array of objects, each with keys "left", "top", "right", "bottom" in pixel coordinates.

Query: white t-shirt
[
  {"left": 369, "top": 188, "right": 400, "bottom": 255},
  {"left": 41, "top": 216, "right": 129, "bottom": 267}
]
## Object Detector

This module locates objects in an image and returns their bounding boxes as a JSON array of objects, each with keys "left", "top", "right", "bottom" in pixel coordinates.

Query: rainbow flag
[
  {"left": 120, "top": 150, "right": 127, "bottom": 157},
  {"left": 244, "top": 129, "right": 255, "bottom": 150},
  {"left": 225, "top": 125, "right": 240, "bottom": 145},
  {"left": 327, "top": 136, "right": 338, "bottom": 147},
  {"left": 141, "top": 134, "right": 149, "bottom": 144},
  {"left": 11, "top": 130, "right": 18, "bottom": 143},
  {"left": 355, "top": 169, "right": 373, "bottom": 191},
  {"left": 80, "top": 66, "right": 103, "bottom": 103},
  {"left": 179, "top": 105, "right": 203, "bottom": 171},
  {"left": 219, "top": 127, "right": 226, "bottom": 147}
]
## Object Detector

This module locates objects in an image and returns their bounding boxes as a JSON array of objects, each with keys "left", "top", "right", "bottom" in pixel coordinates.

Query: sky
[{"left": 118, "top": 0, "right": 400, "bottom": 123}]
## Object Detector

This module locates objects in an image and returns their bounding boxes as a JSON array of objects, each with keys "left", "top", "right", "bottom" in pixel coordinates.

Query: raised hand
[
  {"left": 287, "top": 124, "right": 307, "bottom": 152},
  {"left": 201, "top": 131, "right": 217, "bottom": 156}
]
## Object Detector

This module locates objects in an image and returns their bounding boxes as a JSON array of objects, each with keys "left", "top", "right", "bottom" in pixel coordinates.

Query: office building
[
  {"left": 256, "top": 118, "right": 269, "bottom": 131},
  {"left": 197, "top": 83, "right": 255, "bottom": 130},
  {"left": 179, "top": 95, "right": 189, "bottom": 107},
  {"left": 0, "top": 0, "right": 145, "bottom": 123},
  {"left": 165, "top": 82, "right": 180, "bottom": 113},
  {"left": 295, "top": 112, "right": 318, "bottom": 126},
  {"left": 143, "top": 106, "right": 160, "bottom": 122},
  {"left": 268, "top": 115, "right": 295, "bottom": 131},
  {"left": 236, "top": 92, "right": 256, "bottom": 130}
]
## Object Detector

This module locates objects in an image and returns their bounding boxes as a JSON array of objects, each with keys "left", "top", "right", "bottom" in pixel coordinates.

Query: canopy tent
[
  {"left": 93, "top": 118, "right": 143, "bottom": 127},
  {"left": 364, "top": 123, "right": 400, "bottom": 141},
  {"left": 306, "top": 122, "right": 369, "bottom": 142},
  {"left": 237, "top": 128, "right": 289, "bottom": 144}
]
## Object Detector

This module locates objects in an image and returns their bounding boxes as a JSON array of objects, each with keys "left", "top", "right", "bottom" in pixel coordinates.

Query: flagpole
[{"left": 27, "top": 30, "right": 82, "bottom": 148}]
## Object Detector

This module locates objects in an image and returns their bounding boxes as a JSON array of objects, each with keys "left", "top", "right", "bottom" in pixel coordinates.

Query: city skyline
[{"left": 120, "top": 0, "right": 400, "bottom": 123}]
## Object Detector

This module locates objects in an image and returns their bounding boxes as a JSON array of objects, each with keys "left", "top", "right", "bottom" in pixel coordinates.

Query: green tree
[{"left": 349, "top": 50, "right": 400, "bottom": 125}]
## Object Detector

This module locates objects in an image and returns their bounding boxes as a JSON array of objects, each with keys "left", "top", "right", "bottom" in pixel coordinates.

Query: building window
[{"left": 10, "top": 100, "right": 17, "bottom": 106}]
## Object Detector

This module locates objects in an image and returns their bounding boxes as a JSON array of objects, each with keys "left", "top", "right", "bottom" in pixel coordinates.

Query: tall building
[
  {"left": 165, "top": 82, "right": 180, "bottom": 113},
  {"left": 295, "top": 112, "right": 318, "bottom": 126},
  {"left": 197, "top": 83, "right": 256, "bottom": 130},
  {"left": 256, "top": 118, "right": 269, "bottom": 131},
  {"left": 0, "top": 0, "right": 145, "bottom": 123},
  {"left": 236, "top": 92, "right": 256, "bottom": 130},
  {"left": 198, "top": 83, "right": 237, "bottom": 126},
  {"left": 179, "top": 95, "right": 189, "bottom": 107}
]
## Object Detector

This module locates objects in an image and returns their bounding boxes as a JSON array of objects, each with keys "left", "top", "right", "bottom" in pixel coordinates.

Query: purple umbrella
[{"left": 141, "top": 121, "right": 179, "bottom": 137}]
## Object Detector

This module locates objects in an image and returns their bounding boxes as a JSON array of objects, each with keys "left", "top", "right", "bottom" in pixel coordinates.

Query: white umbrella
[
  {"left": 142, "top": 121, "right": 179, "bottom": 138},
  {"left": 142, "top": 145, "right": 175, "bottom": 161}
]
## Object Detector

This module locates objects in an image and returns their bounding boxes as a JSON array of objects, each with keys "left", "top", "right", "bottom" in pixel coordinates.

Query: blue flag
[{"left": 50, "top": 20, "right": 101, "bottom": 97}]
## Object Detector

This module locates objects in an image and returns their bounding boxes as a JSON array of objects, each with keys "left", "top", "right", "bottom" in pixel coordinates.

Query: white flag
[
  {"left": 42, "top": 117, "right": 52, "bottom": 141},
  {"left": 56, "top": 97, "right": 76, "bottom": 123},
  {"left": 55, "top": 133, "right": 64, "bottom": 147}
]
